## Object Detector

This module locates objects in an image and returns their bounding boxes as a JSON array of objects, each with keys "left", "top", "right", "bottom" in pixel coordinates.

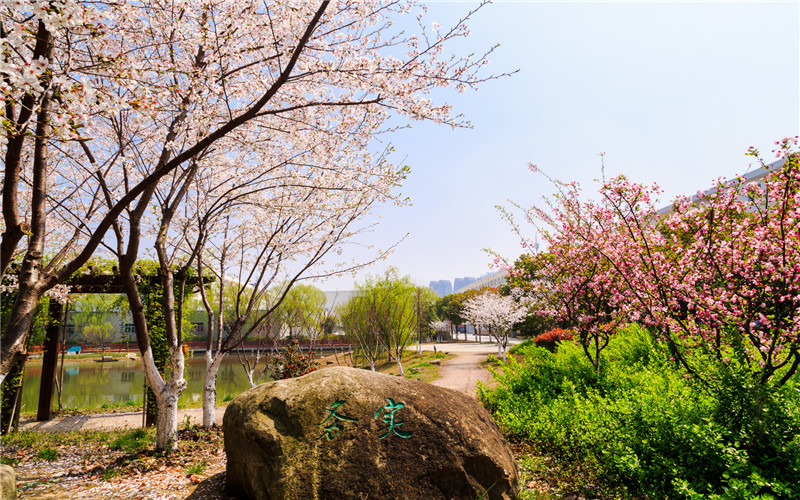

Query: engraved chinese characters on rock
[
  {"left": 318, "top": 397, "right": 413, "bottom": 440},
  {"left": 374, "top": 397, "right": 412, "bottom": 439},
  {"left": 319, "top": 399, "right": 359, "bottom": 441},
  {"left": 225, "top": 367, "right": 520, "bottom": 499}
]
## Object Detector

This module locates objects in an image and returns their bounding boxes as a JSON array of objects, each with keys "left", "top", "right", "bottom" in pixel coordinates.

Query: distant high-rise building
[
  {"left": 454, "top": 270, "right": 508, "bottom": 293},
  {"left": 429, "top": 280, "right": 453, "bottom": 297},
  {"left": 453, "top": 276, "right": 478, "bottom": 291}
]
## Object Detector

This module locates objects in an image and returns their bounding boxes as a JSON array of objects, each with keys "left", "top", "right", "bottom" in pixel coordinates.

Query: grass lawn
[{"left": 371, "top": 350, "right": 453, "bottom": 384}]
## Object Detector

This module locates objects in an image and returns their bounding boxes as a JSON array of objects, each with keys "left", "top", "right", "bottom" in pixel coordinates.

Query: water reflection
[{"left": 21, "top": 354, "right": 262, "bottom": 412}]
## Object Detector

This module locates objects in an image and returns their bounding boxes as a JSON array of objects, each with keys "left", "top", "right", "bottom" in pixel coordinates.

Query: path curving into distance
[{"left": 415, "top": 338, "right": 523, "bottom": 399}]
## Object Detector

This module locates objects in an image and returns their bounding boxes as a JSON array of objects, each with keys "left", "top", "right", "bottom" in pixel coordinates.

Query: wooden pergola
[{"left": 36, "top": 273, "right": 206, "bottom": 421}]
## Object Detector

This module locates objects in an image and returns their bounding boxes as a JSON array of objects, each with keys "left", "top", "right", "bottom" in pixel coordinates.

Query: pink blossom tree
[
  {"left": 609, "top": 139, "right": 800, "bottom": 388},
  {"left": 500, "top": 138, "right": 800, "bottom": 388},
  {"left": 461, "top": 290, "right": 527, "bottom": 362},
  {"left": 494, "top": 175, "right": 630, "bottom": 373},
  {"left": 2, "top": 0, "right": 507, "bottom": 448},
  {"left": 0, "top": 0, "right": 506, "bottom": 377}
]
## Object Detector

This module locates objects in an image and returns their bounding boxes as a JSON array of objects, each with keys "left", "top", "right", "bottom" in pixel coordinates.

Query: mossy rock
[
  {"left": 0, "top": 465, "right": 16, "bottom": 500},
  {"left": 223, "top": 367, "right": 518, "bottom": 500}
]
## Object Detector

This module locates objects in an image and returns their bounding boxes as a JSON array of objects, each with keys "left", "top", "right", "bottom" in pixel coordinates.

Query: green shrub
[
  {"left": 186, "top": 461, "right": 207, "bottom": 475},
  {"left": 508, "top": 339, "right": 535, "bottom": 354},
  {"left": 102, "top": 468, "right": 121, "bottom": 481},
  {"left": 480, "top": 324, "right": 800, "bottom": 498}
]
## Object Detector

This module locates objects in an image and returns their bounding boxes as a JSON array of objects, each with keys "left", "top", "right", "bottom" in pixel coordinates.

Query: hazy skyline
[{"left": 313, "top": 1, "right": 800, "bottom": 291}]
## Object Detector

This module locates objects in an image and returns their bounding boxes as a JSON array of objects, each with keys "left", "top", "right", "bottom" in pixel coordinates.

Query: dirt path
[{"left": 429, "top": 350, "right": 493, "bottom": 397}]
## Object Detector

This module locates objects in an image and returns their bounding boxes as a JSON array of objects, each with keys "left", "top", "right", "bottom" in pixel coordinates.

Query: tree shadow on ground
[{"left": 186, "top": 471, "right": 244, "bottom": 499}]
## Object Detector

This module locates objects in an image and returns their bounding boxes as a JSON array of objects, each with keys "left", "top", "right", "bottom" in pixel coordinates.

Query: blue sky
[{"left": 314, "top": 0, "right": 800, "bottom": 291}]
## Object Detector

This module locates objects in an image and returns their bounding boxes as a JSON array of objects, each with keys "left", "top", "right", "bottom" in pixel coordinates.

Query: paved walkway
[
  {"left": 20, "top": 406, "right": 225, "bottom": 433},
  {"left": 415, "top": 338, "right": 522, "bottom": 398}
]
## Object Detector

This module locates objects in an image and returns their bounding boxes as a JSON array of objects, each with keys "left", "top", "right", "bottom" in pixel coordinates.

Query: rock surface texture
[
  {"left": 0, "top": 465, "right": 16, "bottom": 500},
  {"left": 223, "top": 366, "right": 518, "bottom": 500}
]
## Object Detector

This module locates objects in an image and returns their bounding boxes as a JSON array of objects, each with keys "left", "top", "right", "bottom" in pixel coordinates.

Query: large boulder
[
  {"left": 224, "top": 366, "right": 518, "bottom": 500},
  {"left": 0, "top": 465, "right": 16, "bottom": 500}
]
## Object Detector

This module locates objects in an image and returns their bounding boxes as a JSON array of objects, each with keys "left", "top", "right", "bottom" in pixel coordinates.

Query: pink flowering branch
[{"left": 500, "top": 139, "right": 800, "bottom": 388}]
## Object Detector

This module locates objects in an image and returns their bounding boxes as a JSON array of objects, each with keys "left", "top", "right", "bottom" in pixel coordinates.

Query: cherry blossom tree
[
  {"left": 429, "top": 319, "right": 450, "bottom": 336},
  {"left": 1, "top": 0, "right": 132, "bottom": 385},
  {"left": 1, "top": 0, "right": 507, "bottom": 400},
  {"left": 607, "top": 140, "right": 800, "bottom": 388},
  {"left": 461, "top": 290, "right": 527, "bottom": 362},
  {"left": 496, "top": 177, "right": 631, "bottom": 373},
  {"left": 2, "top": 2, "right": 508, "bottom": 451},
  {"left": 192, "top": 182, "right": 402, "bottom": 430}
]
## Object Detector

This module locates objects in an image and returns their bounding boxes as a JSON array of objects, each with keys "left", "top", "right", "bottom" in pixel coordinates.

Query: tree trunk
[
  {"left": 202, "top": 351, "right": 224, "bottom": 428},
  {"left": 0, "top": 284, "right": 42, "bottom": 384},
  {"left": 37, "top": 300, "right": 62, "bottom": 421},
  {"left": 1, "top": 20, "right": 53, "bottom": 385},
  {"left": 245, "top": 368, "right": 256, "bottom": 388},
  {"left": 395, "top": 353, "right": 404, "bottom": 376},
  {"left": 155, "top": 387, "right": 180, "bottom": 451},
  {"left": 0, "top": 357, "right": 25, "bottom": 434},
  {"left": 142, "top": 347, "right": 186, "bottom": 450}
]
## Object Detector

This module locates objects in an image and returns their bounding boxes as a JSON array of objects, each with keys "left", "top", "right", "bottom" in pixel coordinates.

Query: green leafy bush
[
  {"left": 268, "top": 339, "right": 319, "bottom": 379},
  {"left": 508, "top": 339, "right": 534, "bottom": 354},
  {"left": 186, "top": 461, "right": 207, "bottom": 475},
  {"left": 480, "top": 324, "right": 800, "bottom": 498}
]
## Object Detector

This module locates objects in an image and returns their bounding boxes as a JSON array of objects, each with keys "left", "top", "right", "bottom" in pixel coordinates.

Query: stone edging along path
[{"left": 20, "top": 340, "right": 512, "bottom": 433}]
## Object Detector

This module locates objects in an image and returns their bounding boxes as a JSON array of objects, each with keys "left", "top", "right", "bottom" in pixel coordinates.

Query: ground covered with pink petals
[{"left": 3, "top": 427, "right": 239, "bottom": 499}]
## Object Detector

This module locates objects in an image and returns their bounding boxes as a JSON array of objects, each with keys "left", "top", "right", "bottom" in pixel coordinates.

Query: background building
[
  {"left": 454, "top": 270, "right": 508, "bottom": 294},
  {"left": 429, "top": 280, "right": 453, "bottom": 297},
  {"left": 453, "top": 276, "right": 478, "bottom": 291}
]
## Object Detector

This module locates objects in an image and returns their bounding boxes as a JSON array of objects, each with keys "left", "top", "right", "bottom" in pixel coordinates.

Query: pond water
[{"left": 21, "top": 354, "right": 263, "bottom": 412}]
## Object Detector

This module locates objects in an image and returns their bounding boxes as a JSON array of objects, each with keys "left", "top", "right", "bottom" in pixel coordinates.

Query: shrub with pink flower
[{"left": 502, "top": 138, "right": 800, "bottom": 388}]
